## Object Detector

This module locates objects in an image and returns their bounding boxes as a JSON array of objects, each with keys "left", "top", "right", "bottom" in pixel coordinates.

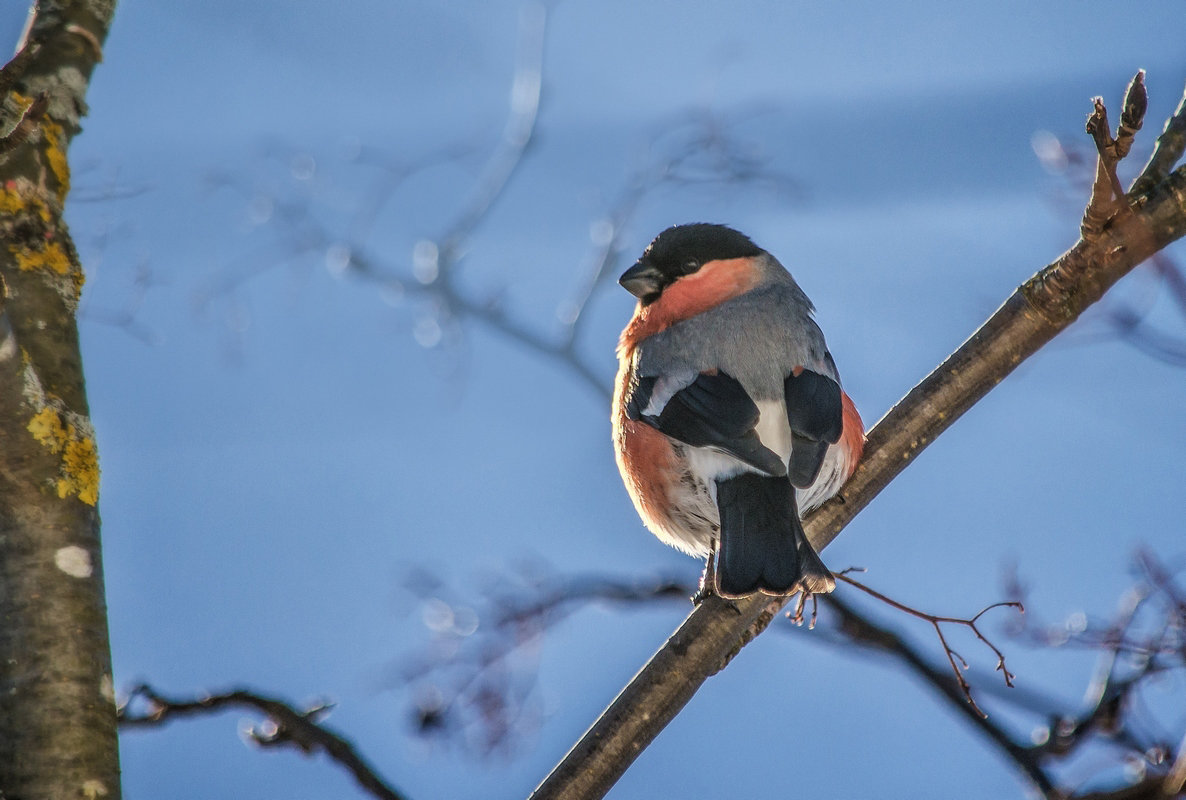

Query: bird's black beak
[{"left": 618, "top": 261, "right": 664, "bottom": 301}]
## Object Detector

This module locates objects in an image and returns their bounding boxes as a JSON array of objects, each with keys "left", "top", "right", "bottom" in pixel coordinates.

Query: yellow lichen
[
  {"left": 28, "top": 406, "right": 67, "bottom": 451},
  {"left": 15, "top": 240, "right": 71, "bottom": 275},
  {"left": 9, "top": 238, "right": 83, "bottom": 305},
  {"left": 0, "top": 186, "right": 26, "bottom": 215},
  {"left": 0, "top": 93, "right": 70, "bottom": 205},
  {"left": 2, "top": 181, "right": 83, "bottom": 303},
  {"left": 40, "top": 121, "right": 71, "bottom": 203},
  {"left": 71, "top": 262, "right": 86, "bottom": 295},
  {"left": 26, "top": 406, "right": 99, "bottom": 506},
  {"left": 0, "top": 182, "right": 52, "bottom": 223},
  {"left": 58, "top": 434, "right": 99, "bottom": 506}
]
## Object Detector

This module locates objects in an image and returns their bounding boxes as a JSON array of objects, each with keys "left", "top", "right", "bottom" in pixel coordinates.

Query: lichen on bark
[{"left": 0, "top": 2, "right": 120, "bottom": 797}]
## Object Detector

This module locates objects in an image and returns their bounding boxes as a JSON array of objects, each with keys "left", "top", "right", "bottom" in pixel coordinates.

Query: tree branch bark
[
  {"left": 529, "top": 75, "right": 1186, "bottom": 800},
  {"left": 0, "top": 2, "right": 120, "bottom": 798}
]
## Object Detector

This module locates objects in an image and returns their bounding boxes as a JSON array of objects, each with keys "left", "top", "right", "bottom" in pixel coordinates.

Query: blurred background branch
[
  {"left": 119, "top": 685, "right": 409, "bottom": 800},
  {"left": 120, "top": 547, "right": 1186, "bottom": 800}
]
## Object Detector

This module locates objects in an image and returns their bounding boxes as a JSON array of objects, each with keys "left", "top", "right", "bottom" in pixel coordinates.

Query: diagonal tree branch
[{"left": 529, "top": 74, "right": 1186, "bottom": 800}]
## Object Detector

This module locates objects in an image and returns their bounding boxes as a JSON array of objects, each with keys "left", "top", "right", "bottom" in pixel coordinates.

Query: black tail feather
[{"left": 714, "top": 473, "right": 833, "bottom": 598}]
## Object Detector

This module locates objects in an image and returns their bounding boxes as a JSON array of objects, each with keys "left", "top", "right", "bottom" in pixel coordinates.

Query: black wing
[
  {"left": 628, "top": 371, "right": 786, "bottom": 477},
  {"left": 784, "top": 368, "right": 843, "bottom": 488}
]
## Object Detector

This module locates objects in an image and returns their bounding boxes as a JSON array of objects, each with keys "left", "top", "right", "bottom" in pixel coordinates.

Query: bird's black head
[{"left": 619, "top": 223, "right": 762, "bottom": 304}]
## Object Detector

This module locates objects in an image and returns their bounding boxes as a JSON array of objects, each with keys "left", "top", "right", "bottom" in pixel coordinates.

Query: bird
[{"left": 612, "top": 223, "right": 864, "bottom": 599}]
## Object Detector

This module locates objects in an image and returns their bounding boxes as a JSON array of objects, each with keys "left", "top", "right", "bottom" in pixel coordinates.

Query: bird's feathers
[
  {"left": 627, "top": 371, "right": 787, "bottom": 478},
  {"left": 714, "top": 472, "right": 834, "bottom": 597},
  {"left": 613, "top": 224, "right": 863, "bottom": 598},
  {"left": 784, "top": 368, "right": 844, "bottom": 487}
]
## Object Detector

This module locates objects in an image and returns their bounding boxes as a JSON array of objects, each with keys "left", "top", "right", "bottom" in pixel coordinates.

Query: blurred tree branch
[
  {"left": 0, "top": 2, "right": 120, "bottom": 798},
  {"left": 196, "top": 1, "right": 796, "bottom": 392},
  {"left": 394, "top": 550, "right": 1186, "bottom": 800},
  {"left": 119, "top": 685, "right": 410, "bottom": 800},
  {"left": 530, "top": 73, "right": 1186, "bottom": 800},
  {"left": 112, "top": 548, "right": 1186, "bottom": 800}
]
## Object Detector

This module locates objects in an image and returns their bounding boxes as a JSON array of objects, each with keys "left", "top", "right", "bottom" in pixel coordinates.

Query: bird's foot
[
  {"left": 692, "top": 552, "right": 718, "bottom": 604},
  {"left": 786, "top": 588, "right": 821, "bottom": 629}
]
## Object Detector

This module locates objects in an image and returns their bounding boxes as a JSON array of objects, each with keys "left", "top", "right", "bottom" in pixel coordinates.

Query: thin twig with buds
[{"left": 834, "top": 570, "right": 1022, "bottom": 717}]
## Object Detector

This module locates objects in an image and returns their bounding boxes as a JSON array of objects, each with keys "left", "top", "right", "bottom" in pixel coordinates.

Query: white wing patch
[
  {"left": 640, "top": 369, "right": 700, "bottom": 417},
  {"left": 797, "top": 438, "right": 855, "bottom": 513},
  {"left": 681, "top": 397, "right": 791, "bottom": 483},
  {"left": 753, "top": 399, "right": 793, "bottom": 465}
]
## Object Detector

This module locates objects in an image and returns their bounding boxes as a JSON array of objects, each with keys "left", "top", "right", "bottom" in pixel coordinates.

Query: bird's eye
[{"left": 681, "top": 260, "right": 699, "bottom": 275}]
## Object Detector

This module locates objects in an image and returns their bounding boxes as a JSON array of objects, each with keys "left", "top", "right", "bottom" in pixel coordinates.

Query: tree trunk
[{"left": 0, "top": 2, "right": 120, "bottom": 797}]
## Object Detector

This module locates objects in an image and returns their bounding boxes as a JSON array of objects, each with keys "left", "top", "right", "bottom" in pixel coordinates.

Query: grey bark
[{"left": 0, "top": 2, "right": 121, "bottom": 798}]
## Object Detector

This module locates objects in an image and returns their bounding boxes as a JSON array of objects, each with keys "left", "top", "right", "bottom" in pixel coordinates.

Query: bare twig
[
  {"left": 834, "top": 571, "right": 1022, "bottom": 717},
  {"left": 201, "top": 107, "right": 795, "bottom": 399},
  {"left": 820, "top": 591, "right": 1057, "bottom": 795},
  {"left": 398, "top": 558, "right": 1182, "bottom": 800},
  {"left": 1002, "top": 552, "right": 1186, "bottom": 795},
  {"left": 118, "top": 684, "right": 410, "bottom": 800},
  {"left": 1132, "top": 82, "right": 1186, "bottom": 197},
  {"left": 79, "top": 257, "right": 162, "bottom": 345},
  {"left": 1082, "top": 72, "right": 1147, "bottom": 239},
  {"left": 827, "top": 554, "right": 1186, "bottom": 797},
  {"left": 395, "top": 570, "right": 692, "bottom": 755},
  {"left": 397, "top": 563, "right": 1039, "bottom": 762},
  {"left": 342, "top": 141, "right": 476, "bottom": 245},
  {"left": 435, "top": 1, "right": 545, "bottom": 267},
  {"left": 1086, "top": 96, "right": 1127, "bottom": 212},
  {"left": 1033, "top": 130, "right": 1186, "bottom": 369},
  {"left": 395, "top": 549, "right": 1186, "bottom": 800},
  {"left": 201, "top": 17, "right": 797, "bottom": 400},
  {"left": 1135, "top": 549, "right": 1186, "bottom": 614}
]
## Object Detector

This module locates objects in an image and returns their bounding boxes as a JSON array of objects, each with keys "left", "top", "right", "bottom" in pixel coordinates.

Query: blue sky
[{"left": 6, "top": 1, "right": 1186, "bottom": 798}]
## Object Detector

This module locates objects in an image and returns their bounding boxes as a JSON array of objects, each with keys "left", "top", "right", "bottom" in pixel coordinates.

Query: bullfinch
[{"left": 613, "top": 223, "right": 864, "bottom": 599}]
